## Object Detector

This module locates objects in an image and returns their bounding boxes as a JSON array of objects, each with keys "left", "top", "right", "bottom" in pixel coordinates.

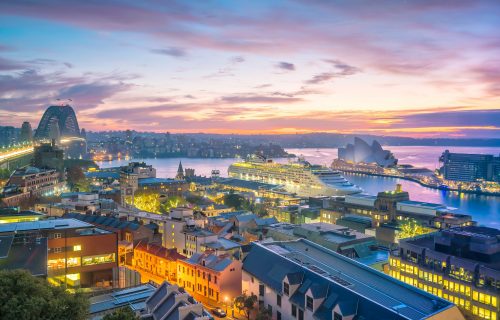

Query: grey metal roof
[
  {"left": 89, "top": 284, "right": 156, "bottom": 315},
  {"left": 243, "top": 239, "right": 456, "bottom": 320},
  {"left": 0, "top": 218, "right": 92, "bottom": 233}
]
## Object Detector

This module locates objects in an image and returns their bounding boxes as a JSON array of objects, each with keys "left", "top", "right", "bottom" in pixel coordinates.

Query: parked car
[{"left": 212, "top": 308, "right": 227, "bottom": 318}]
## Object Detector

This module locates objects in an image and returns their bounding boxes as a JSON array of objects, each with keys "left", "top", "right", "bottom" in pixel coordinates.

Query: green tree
[
  {"left": 160, "top": 195, "right": 187, "bottom": 213},
  {"left": 102, "top": 307, "right": 139, "bottom": 320},
  {"left": 0, "top": 269, "right": 89, "bottom": 320},
  {"left": 66, "top": 166, "right": 90, "bottom": 192},
  {"left": 234, "top": 291, "right": 257, "bottom": 320},
  {"left": 255, "top": 308, "right": 272, "bottom": 320},
  {"left": 223, "top": 193, "right": 245, "bottom": 209}
]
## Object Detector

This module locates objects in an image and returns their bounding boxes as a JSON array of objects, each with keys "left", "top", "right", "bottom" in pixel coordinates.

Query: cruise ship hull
[{"left": 228, "top": 161, "right": 361, "bottom": 197}]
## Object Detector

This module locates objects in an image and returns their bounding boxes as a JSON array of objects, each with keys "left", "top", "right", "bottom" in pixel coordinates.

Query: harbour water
[{"left": 98, "top": 146, "right": 500, "bottom": 227}]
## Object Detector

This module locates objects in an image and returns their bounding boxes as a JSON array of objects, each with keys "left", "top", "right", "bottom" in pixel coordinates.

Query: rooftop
[
  {"left": 398, "top": 200, "right": 446, "bottom": 209},
  {"left": 64, "top": 212, "right": 144, "bottom": 231},
  {"left": 244, "top": 239, "right": 456, "bottom": 320},
  {"left": 184, "top": 252, "right": 233, "bottom": 272},
  {"left": 138, "top": 178, "right": 183, "bottom": 185},
  {"left": 0, "top": 218, "right": 93, "bottom": 233},
  {"left": 89, "top": 283, "right": 157, "bottom": 316}
]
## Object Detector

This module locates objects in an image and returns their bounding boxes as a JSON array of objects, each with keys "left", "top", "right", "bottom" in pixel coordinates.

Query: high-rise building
[
  {"left": 243, "top": 239, "right": 464, "bottom": 320},
  {"left": 0, "top": 126, "right": 18, "bottom": 147},
  {"left": 440, "top": 150, "right": 500, "bottom": 182},
  {"left": 388, "top": 226, "right": 499, "bottom": 320},
  {"left": 20, "top": 121, "right": 33, "bottom": 143},
  {"left": 35, "top": 105, "right": 81, "bottom": 140}
]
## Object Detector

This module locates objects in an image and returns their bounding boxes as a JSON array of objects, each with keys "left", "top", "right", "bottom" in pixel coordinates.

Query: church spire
[{"left": 175, "top": 161, "right": 185, "bottom": 180}]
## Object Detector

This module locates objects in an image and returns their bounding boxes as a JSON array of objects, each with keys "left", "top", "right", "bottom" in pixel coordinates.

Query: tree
[
  {"left": 102, "top": 307, "right": 139, "bottom": 320},
  {"left": 223, "top": 193, "right": 245, "bottom": 209},
  {"left": 160, "top": 195, "right": 187, "bottom": 213},
  {"left": 66, "top": 166, "right": 90, "bottom": 192},
  {"left": 133, "top": 191, "right": 161, "bottom": 213},
  {"left": 255, "top": 308, "right": 272, "bottom": 320},
  {"left": 0, "top": 269, "right": 89, "bottom": 320},
  {"left": 234, "top": 291, "right": 257, "bottom": 320}
]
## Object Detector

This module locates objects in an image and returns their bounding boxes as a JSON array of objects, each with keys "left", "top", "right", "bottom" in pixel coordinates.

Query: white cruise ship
[{"left": 228, "top": 154, "right": 362, "bottom": 197}]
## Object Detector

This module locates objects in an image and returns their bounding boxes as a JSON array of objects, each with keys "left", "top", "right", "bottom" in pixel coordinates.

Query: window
[
  {"left": 53, "top": 247, "right": 62, "bottom": 253},
  {"left": 53, "top": 233, "right": 62, "bottom": 239},
  {"left": 259, "top": 284, "right": 265, "bottom": 296},
  {"left": 277, "top": 294, "right": 281, "bottom": 307},
  {"left": 277, "top": 311, "right": 281, "bottom": 320},
  {"left": 48, "top": 258, "right": 65, "bottom": 270},
  {"left": 284, "top": 282, "right": 290, "bottom": 296},
  {"left": 82, "top": 253, "right": 115, "bottom": 266},
  {"left": 292, "top": 305, "right": 297, "bottom": 317},
  {"left": 73, "top": 245, "right": 81, "bottom": 251},
  {"left": 334, "top": 312, "right": 343, "bottom": 320},
  {"left": 125, "top": 233, "right": 132, "bottom": 242},
  {"left": 268, "top": 305, "right": 272, "bottom": 314},
  {"left": 67, "top": 257, "right": 81, "bottom": 267},
  {"left": 306, "top": 296, "right": 313, "bottom": 311}
]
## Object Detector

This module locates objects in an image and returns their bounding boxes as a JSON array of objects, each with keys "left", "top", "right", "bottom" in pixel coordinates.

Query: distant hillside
[{"left": 85, "top": 131, "right": 500, "bottom": 148}]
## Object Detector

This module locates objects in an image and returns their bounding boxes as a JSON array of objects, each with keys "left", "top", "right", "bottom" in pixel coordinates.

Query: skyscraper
[
  {"left": 34, "top": 105, "right": 81, "bottom": 140},
  {"left": 20, "top": 121, "right": 33, "bottom": 143}
]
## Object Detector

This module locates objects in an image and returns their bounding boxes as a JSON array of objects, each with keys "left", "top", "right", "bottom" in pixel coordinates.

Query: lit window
[
  {"left": 82, "top": 253, "right": 115, "bottom": 266},
  {"left": 73, "top": 245, "right": 81, "bottom": 251},
  {"left": 67, "top": 257, "right": 81, "bottom": 267}
]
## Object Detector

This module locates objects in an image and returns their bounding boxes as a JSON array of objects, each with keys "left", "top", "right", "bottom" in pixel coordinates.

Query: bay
[{"left": 98, "top": 146, "right": 500, "bottom": 227}]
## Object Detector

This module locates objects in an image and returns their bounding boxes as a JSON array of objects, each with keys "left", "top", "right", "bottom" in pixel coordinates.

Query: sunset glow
[{"left": 1, "top": 1, "right": 499, "bottom": 137}]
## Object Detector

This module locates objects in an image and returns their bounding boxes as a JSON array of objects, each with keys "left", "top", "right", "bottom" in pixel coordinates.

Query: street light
[{"left": 224, "top": 296, "right": 229, "bottom": 313}]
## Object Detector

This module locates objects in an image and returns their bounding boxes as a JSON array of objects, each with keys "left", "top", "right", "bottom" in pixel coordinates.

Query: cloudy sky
[{"left": 1, "top": 0, "right": 499, "bottom": 137}]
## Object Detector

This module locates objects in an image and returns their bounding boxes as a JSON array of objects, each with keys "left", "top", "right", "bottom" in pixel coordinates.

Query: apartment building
[
  {"left": 177, "top": 252, "right": 242, "bottom": 304},
  {"left": 242, "top": 239, "right": 464, "bottom": 320},
  {"left": 133, "top": 241, "right": 185, "bottom": 283}
]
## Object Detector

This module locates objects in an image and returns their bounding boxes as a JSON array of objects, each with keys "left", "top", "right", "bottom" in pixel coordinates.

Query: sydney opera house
[{"left": 338, "top": 137, "right": 398, "bottom": 167}]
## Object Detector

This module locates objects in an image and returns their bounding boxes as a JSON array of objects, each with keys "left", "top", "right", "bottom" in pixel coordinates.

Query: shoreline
[{"left": 339, "top": 169, "right": 500, "bottom": 197}]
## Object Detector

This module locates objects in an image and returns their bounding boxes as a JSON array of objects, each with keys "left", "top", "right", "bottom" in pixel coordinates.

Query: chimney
[{"left": 395, "top": 184, "right": 402, "bottom": 193}]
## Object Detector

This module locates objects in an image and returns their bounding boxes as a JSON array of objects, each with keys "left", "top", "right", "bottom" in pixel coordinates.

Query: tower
[
  {"left": 175, "top": 161, "right": 185, "bottom": 180},
  {"left": 20, "top": 121, "right": 33, "bottom": 143}
]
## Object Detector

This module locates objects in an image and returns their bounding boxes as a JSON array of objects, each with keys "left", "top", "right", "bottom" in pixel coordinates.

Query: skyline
[{"left": 1, "top": 1, "right": 500, "bottom": 138}]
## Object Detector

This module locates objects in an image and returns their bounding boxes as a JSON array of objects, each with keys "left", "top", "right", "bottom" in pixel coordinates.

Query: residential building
[
  {"left": 143, "top": 281, "right": 213, "bottom": 320},
  {"left": 177, "top": 252, "right": 242, "bottom": 304},
  {"left": 163, "top": 207, "right": 216, "bottom": 257},
  {"left": 1, "top": 166, "right": 66, "bottom": 206},
  {"left": 243, "top": 239, "right": 464, "bottom": 320},
  {"left": 133, "top": 241, "right": 186, "bottom": 284},
  {"left": 388, "top": 226, "right": 499, "bottom": 320},
  {"left": 0, "top": 218, "right": 118, "bottom": 288}
]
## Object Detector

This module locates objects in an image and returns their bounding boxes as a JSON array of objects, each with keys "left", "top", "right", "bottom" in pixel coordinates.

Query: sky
[{"left": 0, "top": 0, "right": 499, "bottom": 138}]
